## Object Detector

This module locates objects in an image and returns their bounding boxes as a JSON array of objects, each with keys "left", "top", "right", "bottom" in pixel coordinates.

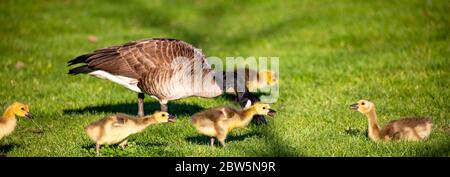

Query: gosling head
[
  {"left": 11, "top": 102, "right": 33, "bottom": 119},
  {"left": 246, "top": 101, "right": 276, "bottom": 117},
  {"left": 152, "top": 111, "right": 176, "bottom": 123},
  {"left": 350, "top": 100, "right": 375, "bottom": 114},
  {"left": 258, "top": 70, "right": 278, "bottom": 87}
]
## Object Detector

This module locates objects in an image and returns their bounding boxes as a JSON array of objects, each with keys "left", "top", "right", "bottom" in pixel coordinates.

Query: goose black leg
[
  {"left": 137, "top": 93, "right": 145, "bottom": 117},
  {"left": 160, "top": 103, "right": 168, "bottom": 112}
]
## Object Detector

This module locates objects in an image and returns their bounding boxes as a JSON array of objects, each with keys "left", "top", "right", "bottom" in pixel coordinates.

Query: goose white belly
[{"left": 89, "top": 70, "right": 142, "bottom": 93}]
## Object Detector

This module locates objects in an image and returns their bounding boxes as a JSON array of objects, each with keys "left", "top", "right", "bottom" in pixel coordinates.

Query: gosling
[
  {"left": 1, "top": 102, "right": 33, "bottom": 140},
  {"left": 85, "top": 112, "right": 176, "bottom": 155},
  {"left": 191, "top": 101, "right": 276, "bottom": 147},
  {"left": 350, "top": 100, "right": 432, "bottom": 142}
]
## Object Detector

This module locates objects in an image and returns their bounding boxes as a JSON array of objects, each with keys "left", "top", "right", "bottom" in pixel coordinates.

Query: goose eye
[
  {"left": 361, "top": 102, "right": 365, "bottom": 105},
  {"left": 21, "top": 107, "right": 25, "bottom": 111},
  {"left": 162, "top": 114, "right": 166, "bottom": 117},
  {"left": 262, "top": 107, "right": 266, "bottom": 110}
]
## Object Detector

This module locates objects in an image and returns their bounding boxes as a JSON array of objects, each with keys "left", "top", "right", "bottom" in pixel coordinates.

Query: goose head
[{"left": 258, "top": 70, "right": 278, "bottom": 87}]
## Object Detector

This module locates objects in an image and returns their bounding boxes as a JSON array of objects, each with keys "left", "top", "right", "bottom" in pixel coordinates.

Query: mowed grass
[{"left": 0, "top": 0, "right": 449, "bottom": 157}]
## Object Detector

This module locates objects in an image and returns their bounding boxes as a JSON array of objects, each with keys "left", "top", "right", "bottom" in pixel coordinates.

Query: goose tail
[
  {"left": 68, "top": 54, "right": 95, "bottom": 75},
  {"left": 68, "top": 65, "right": 95, "bottom": 75},
  {"left": 68, "top": 54, "right": 90, "bottom": 66}
]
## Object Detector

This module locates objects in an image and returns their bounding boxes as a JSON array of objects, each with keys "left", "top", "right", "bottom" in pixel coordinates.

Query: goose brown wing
[{"left": 68, "top": 38, "right": 208, "bottom": 79}]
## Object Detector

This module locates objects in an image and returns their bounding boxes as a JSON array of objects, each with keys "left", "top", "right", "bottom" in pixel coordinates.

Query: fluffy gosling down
[
  {"left": 85, "top": 112, "right": 176, "bottom": 155},
  {"left": 191, "top": 101, "right": 276, "bottom": 147},
  {"left": 0, "top": 102, "right": 33, "bottom": 140},
  {"left": 350, "top": 100, "right": 432, "bottom": 142}
]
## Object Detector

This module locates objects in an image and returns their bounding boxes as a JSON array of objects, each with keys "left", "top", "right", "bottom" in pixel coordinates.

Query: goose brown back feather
[{"left": 68, "top": 38, "right": 203, "bottom": 79}]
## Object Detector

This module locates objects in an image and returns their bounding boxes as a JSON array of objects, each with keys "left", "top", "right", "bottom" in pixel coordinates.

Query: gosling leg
[
  {"left": 119, "top": 139, "right": 128, "bottom": 150},
  {"left": 216, "top": 132, "right": 228, "bottom": 147},
  {"left": 96, "top": 143, "right": 100, "bottom": 156},
  {"left": 217, "top": 136, "right": 227, "bottom": 147},
  {"left": 137, "top": 93, "right": 145, "bottom": 117},
  {"left": 210, "top": 137, "right": 215, "bottom": 147}
]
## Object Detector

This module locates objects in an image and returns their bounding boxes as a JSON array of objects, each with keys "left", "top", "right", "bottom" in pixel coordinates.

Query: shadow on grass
[
  {"left": 0, "top": 143, "right": 21, "bottom": 157},
  {"left": 257, "top": 125, "right": 303, "bottom": 157},
  {"left": 82, "top": 141, "right": 168, "bottom": 150},
  {"left": 82, "top": 141, "right": 169, "bottom": 157},
  {"left": 134, "top": 141, "right": 168, "bottom": 147},
  {"left": 185, "top": 131, "right": 262, "bottom": 146},
  {"left": 63, "top": 101, "right": 205, "bottom": 118}
]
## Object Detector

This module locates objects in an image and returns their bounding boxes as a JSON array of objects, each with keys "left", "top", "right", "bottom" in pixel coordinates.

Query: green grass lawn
[{"left": 0, "top": 0, "right": 449, "bottom": 157}]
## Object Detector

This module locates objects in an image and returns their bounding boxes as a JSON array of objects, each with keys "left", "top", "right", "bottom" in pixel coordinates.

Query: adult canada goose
[
  {"left": 85, "top": 111, "right": 175, "bottom": 156},
  {"left": 350, "top": 100, "right": 433, "bottom": 141},
  {"left": 68, "top": 38, "right": 275, "bottom": 124},
  {"left": 191, "top": 101, "right": 276, "bottom": 146},
  {"left": 1, "top": 102, "right": 33, "bottom": 140}
]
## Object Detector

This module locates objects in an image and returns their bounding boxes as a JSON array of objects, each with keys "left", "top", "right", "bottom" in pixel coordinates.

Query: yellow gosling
[
  {"left": 191, "top": 101, "right": 276, "bottom": 147},
  {"left": 0, "top": 102, "right": 33, "bottom": 140},
  {"left": 85, "top": 111, "right": 175, "bottom": 156}
]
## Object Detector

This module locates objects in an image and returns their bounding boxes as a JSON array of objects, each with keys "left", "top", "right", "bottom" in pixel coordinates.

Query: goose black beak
[
  {"left": 25, "top": 112, "right": 33, "bottom": 119},
  {"left": 168, "top": 114, "right": 176, "bottom": 123},
  {"left": 267, "top": 109, "right": 276, "bottom": 117},
  {"left": 350, "top": 103, "right": 359, "bottom": 111}
]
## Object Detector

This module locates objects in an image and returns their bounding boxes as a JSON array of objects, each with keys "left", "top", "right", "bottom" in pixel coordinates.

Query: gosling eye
[
  {"left": 21, "top": 107, "right": 25, "bottom": 111},
  {"left": 162, "top": 114, "right": 166, "bottom": 117},
  {"left": 361, "top": 102, "right": 365, "bottom": 106},
  {"left": 262, "top": 107, "right": 266, "bottom": 110}
]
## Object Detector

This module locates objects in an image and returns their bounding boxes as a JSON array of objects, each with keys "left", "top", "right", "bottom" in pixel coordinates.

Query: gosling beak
[
  {"left": 350, "top": 103, "right": 359, "bottom": 111},
  {"left": 25, "top": 112, "right": 33, "bottom": 119},
  {"left": 168, "top": 114, "right": 176, "bottom": 123},
  {"left": 267, "top": 109, "right": 276, "bottom": 117}
]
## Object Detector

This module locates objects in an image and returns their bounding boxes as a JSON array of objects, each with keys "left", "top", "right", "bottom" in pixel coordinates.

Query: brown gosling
[
  {"left": 85, "top": 112, "right": 176, "bottom": 155},
  {"left": 191, "top": 101, "right": 276, "bottom": 147},
  {"left": 0, "top": 102, "right": 33, "bottom": 140},
  {"left": 350, "top": 100, "right": 432, "bottom": 142}
]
